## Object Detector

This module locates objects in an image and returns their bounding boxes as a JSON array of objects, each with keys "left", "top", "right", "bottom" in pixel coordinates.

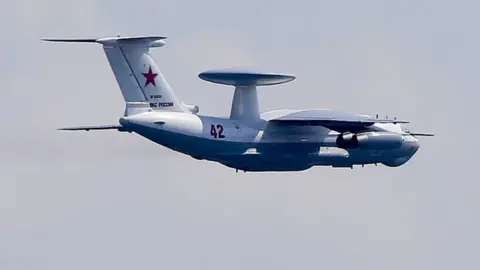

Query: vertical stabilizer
[{"left": 42, "top": 36, "right": 188, "bottom": 114}]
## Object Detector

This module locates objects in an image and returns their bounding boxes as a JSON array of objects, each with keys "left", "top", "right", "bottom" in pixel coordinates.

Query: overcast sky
[{"left": 1, "top": 0, "right": 478, "bottom": 269}]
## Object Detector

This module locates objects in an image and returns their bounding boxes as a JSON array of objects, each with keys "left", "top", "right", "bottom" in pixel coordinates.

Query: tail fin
[{"left": 43, "top": 36, "right": 187, "bottom": 114}]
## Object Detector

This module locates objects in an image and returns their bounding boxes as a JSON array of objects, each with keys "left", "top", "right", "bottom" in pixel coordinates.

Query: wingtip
[
  {"left": 56, "top": 128, "right": 87, "bottom": 131},
  {"left": 410, "top": 133, "right": 435, "bottom": 137}
]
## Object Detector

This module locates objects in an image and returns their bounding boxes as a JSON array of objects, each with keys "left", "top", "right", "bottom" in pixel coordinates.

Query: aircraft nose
[
  {"left": 401, "top": 134, "right": 420, "bottom": 154},
  {"left": 408, "top": 136, "right": 420, "bottom": 154}
]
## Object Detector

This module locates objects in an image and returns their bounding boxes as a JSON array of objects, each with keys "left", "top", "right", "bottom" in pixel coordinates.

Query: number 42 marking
[{"left": 210, "top": 124, "right": 225, "bottom": 138}]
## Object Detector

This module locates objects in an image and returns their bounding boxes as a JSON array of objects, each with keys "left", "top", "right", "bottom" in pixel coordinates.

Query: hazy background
[{"left": 1, "top": 0, "right": 478, "bottom": 269}]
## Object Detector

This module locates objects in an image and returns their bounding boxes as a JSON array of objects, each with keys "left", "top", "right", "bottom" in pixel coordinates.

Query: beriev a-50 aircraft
[{"left": 43, "top": 35, "right": 433, "bottom": 172}]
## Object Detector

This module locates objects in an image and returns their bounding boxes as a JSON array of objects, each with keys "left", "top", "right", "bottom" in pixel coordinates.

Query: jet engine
[{"left": 336, "top": 132, "right": 403, "bottom": 150}]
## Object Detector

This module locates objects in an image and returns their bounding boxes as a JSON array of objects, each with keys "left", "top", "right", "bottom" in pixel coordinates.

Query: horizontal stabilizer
[
  {"left": 58, "top": 125, "right": 123, "bottom": 131},
  {"left": 42, "top": 36, "right": 167, "bottom": 47},
  {"left": 42, "top": 38, "right": 98, "bottom": 43}
]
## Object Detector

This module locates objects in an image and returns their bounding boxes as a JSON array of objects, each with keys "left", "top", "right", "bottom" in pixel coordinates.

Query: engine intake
[{"left": 336, "top": 132, "right": 403, "bottom": 150}]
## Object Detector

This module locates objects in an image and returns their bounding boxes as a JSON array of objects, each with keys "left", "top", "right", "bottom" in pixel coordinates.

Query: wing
[
  {"left": 58, "top": 125, "right": 123, "bottom": 131},
  {"left": 409, "top": 132, "right": 434, "bottom": 137},
  {"left": 267, "top": 109, "right": 408, "bottom": 133}
]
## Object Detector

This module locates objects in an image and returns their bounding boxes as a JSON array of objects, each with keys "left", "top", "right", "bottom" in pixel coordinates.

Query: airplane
[{"left": 43, "top": 35, "right": 433, "bottom": 172}]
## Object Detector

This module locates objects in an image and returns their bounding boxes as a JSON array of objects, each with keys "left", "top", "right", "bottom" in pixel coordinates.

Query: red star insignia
[{"left": 142, "top": 66, "right": 158, "bottom": 87}]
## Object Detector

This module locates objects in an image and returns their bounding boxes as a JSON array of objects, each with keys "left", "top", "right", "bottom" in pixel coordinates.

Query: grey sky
[{"left": 1, "top": 0, "right": 478, "bottom": 269}]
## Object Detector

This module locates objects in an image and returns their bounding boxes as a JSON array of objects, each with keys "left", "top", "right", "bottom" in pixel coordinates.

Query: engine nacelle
[{"left": 336, "top": 132, "right": 403, "bottom": 150}]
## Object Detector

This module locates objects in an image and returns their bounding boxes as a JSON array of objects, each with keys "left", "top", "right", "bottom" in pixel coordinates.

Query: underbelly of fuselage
[{"left": 130, "top": 124, "right": 411, "bottom": 171}]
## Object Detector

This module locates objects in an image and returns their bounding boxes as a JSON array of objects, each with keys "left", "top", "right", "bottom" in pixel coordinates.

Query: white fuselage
[{"left": 119, "top": 110, "right": 420, "bottom": 171}]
